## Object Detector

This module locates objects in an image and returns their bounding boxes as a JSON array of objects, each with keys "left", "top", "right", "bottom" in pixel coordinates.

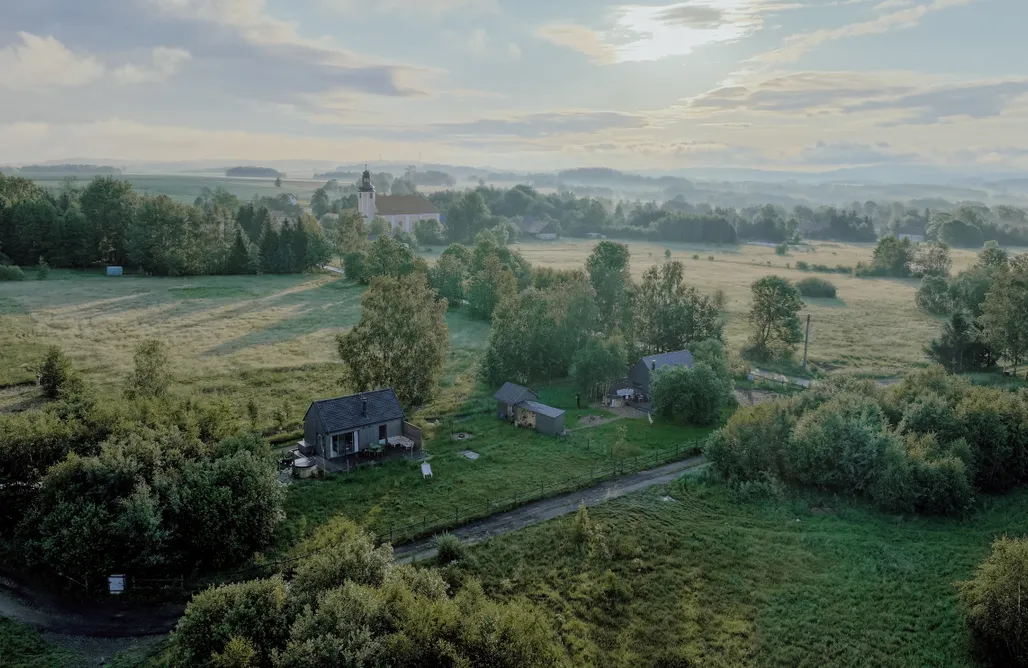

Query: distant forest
[
  {"left": 226, "top": 166, "right": 283, "bottom": 178},
  {"left": 16, "top": 164, "right": 122, "bottom": 175},
  {"left": 0, "top": 175, "right": 330, "bottom": 276}
]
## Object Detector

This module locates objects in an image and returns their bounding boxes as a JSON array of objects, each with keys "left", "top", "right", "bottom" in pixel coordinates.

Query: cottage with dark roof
[
  {"left": 627, "top": 350, "right": 694, "bottom": 397},
  {"left": 493, "top": 382, "right": 566, "bottom": 436},
  {"left": 303, "top": 389, "right": 406, "bottom": 461}
]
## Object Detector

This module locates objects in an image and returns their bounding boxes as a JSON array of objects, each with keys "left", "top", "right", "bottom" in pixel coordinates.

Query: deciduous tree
[
  {"left": 980, "top": 255, "right": 1028, "bottom": 376},
  {"left": 748, "top": 276, "right": 804, "bottom": 360},
  {"left": 634, "top": 261, "right": 722, "bottom": 355},
  {"left": 337, "top": 274, "right": 449, "bottom": 406}
]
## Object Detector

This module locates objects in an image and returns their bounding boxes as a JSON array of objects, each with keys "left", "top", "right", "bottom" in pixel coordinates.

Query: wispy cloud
[{"left": 751, "top": 0, "right": 980, "bottom": 66}]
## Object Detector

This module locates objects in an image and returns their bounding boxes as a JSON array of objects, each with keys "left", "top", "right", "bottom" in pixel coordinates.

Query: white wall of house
[{"left": 384, "top": 213, "right": 438, "bottom": 233}]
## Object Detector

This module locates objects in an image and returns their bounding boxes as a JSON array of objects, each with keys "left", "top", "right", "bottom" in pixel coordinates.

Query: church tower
[{"left": 357, "top": 166, "right": 376, "bottom": 220}]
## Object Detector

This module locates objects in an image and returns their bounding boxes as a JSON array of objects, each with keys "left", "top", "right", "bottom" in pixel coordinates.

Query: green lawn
[
  {"left": 283, "top": 386, "right": 713, "bottom": 547},
  {"left": 463, "top": 476, "right": 1028, "bottom": 667}
]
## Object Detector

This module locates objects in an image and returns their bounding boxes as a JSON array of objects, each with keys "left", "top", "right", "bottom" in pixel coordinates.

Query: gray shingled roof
[
  {"left": 310, "top": 389, "right": 404, "bottom": 434},
  {"left": 375, "top": 195, "right": 439, "bottom": 216},
  {"left": 518, "top": 400, "right": 565, "bottom": 419},
  {"left": 640, "top": 350, "right": 694, "bottom": 372},
  {"left": 494, "top": 382, "right": 536, "bottom": 405}
]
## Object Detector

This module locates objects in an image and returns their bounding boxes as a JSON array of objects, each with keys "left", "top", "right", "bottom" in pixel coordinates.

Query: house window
[
  {"left": 378, "top": 424, "right": 387, "bottom": 444},
  {"left": 333, "top": 432, "right": 357, "bottom": 456}
]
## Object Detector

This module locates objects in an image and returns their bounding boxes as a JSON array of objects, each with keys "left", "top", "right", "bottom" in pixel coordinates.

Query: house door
[
  {"left": 333, "top": 432, "right": 358, "bottom": 457},
  {"left": 378, "top": 424, "right": 387, "bottom": 444}
]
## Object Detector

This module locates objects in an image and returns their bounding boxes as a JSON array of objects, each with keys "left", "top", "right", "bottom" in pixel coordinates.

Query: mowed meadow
[{"left": 1, "top": 239, "right": 990, "bottom": 418}]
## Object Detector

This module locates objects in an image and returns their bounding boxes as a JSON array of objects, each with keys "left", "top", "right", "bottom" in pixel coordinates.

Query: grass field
[
  {"left": 22, "top": 172, "right": 328, "bottom": 206},
  {"left": 465, "top": 475, "right": 1027, "bottom": 667}
]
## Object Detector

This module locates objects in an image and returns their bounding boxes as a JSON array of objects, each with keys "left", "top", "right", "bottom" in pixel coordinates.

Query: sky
[{"left": 0, "top": 0, "right": 1026, "bottom": 173}]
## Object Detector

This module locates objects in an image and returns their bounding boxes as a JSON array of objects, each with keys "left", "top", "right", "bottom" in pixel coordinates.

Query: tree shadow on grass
[{"left": 805, "top": 297, "right": 848, "bottom": 308}]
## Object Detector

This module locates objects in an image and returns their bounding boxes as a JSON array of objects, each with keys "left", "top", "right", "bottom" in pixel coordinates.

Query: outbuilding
[{"left": 493, "top": 382, "right": 566, "bottom": 436}]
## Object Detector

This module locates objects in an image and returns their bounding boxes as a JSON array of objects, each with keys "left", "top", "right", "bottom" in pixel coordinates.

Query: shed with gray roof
[{"left": 493, "top": 383, "right": 565, "bottom": 436}]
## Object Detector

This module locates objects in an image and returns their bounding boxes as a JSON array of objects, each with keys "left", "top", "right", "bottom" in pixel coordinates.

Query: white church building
[{"left": 357, "top": 168, "right": 441, "bottom": 233}]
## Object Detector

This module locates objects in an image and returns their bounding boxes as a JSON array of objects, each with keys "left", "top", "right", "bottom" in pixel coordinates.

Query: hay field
[
  {"left": 511, "top": 239, "right": 986, "bottom": 377},
  {"left": 0, "top": 270, "right": 490, "bottom": 421}
]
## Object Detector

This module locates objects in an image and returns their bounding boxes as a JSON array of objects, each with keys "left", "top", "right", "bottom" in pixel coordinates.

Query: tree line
[{"left": 0, "top": 175, "right": 331, "bottom": 276}]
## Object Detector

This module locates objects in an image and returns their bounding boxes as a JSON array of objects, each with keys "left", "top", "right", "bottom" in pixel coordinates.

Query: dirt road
[{"left": 394, "top": 455, "right": 707, "bottom": 563}]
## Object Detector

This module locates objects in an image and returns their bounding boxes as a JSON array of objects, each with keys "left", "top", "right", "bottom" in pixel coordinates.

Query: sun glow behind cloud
[{"left": 610, "top": 0, "right": 764, "bottom": 62}]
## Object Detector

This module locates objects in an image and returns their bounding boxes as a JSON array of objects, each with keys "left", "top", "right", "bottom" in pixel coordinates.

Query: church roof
[{"left": 375, "top": 195, "right": 439, "bottom": 216}]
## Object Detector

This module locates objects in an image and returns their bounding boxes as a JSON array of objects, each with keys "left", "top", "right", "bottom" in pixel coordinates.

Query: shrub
[
  {"left": 706, "top": 401, "right": 794, "bottom": 482},
  {"left": 37, "top": 346, "right": 72, "bottom": 400},
  {"left": 775, "top": 243, "right": 789, "bottom": 256},
  {"left": 707, "top": 256, "right": 714, "bottom": 261},
  {"left": 435, "top": 533, "right": 467, "bottom": 565},
  {"left": 871, "top": 434, "right": 974, "bottom": 515},
  {"left": 787, "top": 395, "right": 895, "bottom": 493},
  {"left": 957, "top": 536, "right": 1028, "bottom": 665},
  {"left": 796, "top": 277, "right": 837, "bottom": 298},
  {"left": 651, "top": 361, "right": 735, "bottom": 427},
  {"left": 915, "top": 275, "right": 952, "bottom": 314},
  {"left": 794, "top": 260, "right": 810, "bottom": 271},
  {"left": 0, "top": 265, "right": 25, "bottom": 281},
  {"left": 692, "top": 254, "right": 699, "bottom": 260},
  {"left": 35, "top": 257, "right": 50, "bottom": 280},
  {"left": 342, "top": 250, "right": 368, "bottom": 283}
]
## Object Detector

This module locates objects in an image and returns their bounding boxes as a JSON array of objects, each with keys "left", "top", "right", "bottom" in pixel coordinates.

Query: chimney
[{"left": 362, "top": 395, "right": 368, "bottom": 417}]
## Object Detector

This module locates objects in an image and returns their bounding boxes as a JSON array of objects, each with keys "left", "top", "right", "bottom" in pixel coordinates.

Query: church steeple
[{"left": 359, "top": 164, "right": 375, "bottom": 193}]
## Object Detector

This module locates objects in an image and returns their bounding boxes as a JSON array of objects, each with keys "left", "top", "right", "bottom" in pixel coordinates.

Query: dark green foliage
[
  {"left": 168, "top": 522, "right": 570, "bottom": 668},
  {"left": 795, "top": 277, "right": 837, "bottom": 298},
  {"left": 363, "top": 234, "right": 428, "bottom": 283},
  {"left": 957, "top": 537, "right": 1028, "bottom": 666},
  {"left": 34, "top": 257, "right": 49, "bottom": 280},
  {"left": 747, "top": 276, "right": 804, "bottom": 360},
  {"left": 775, "top": 242, "right": 789, "bottom": 256},
  {"left": 413, "top": 218, "right": 445, "bottom": 246},
  {"left": 37, "top": 346, "right": 72, "bottom": 400},
  {"left": 18, "top": 427, "right": 281, "bottom": 583},
  {"left": 570, "top": 337, "right": 628, "bottom": 400},
  {"left": 127, "top": 339, "right": 171, "bottom": 399},
  {"left": 706, "top": 366, "right": 1027, "bottom": 517},
  {"left": 915, "top": 275, "right": 951, "bottom": 314},
  {"left": 342, "top": 250, "right": 368, "bottom": 284},
  {"left": 634, "top": 261, "right": 723, "bottom": 355},
  {"left": 0, "top": 264, "right": 25, "bottom": 281},
  {"left": 860, "top": 236, "right": 915, "bottom": 277},
  {"left": 337, "top": 273, "right": 450, "bottom": 407},
  {"left": 435, "top": 533, "right": 467, "bottom": 565},
  {"left": 225, "top": 227, "right": 257, "bottom": 274},
  {"left": 467, "top": 254, "right": 517, "bottom": 321},
  {"left": 481, "top": 277, "right": 597, "bottom": 386},
  {"left": 586, "top": 241, "right": 634, "bottom": 334},
  {"left": 651, "top": 361, "right": 734, "bottom": 427},
  {"left": 171, "top": 576, "right": 290, "bottom": 668},
  {"left": 925, "top": 312, "right": 995, "bottom": 372}
]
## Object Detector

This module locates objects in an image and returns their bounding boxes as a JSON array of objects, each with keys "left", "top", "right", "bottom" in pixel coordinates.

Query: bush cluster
[
  {"left": 794, "top": 260, "right": 853, "bottom": 275},
  {"left": 0, "top": 264, "right": 26, "bottom": 281},
  {"left": 706, "top": 368, "right": 1028, "bottom": 516},
  {"left": 168, "top": 520, "right": 570, "bottom": 667},
  {"left": 795, "top": 277, "right": 837, "bottom": 298}
]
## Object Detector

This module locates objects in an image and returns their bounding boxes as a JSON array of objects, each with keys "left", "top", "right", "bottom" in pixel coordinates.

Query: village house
[
  {"left": 302, "top": 389, "right": 421, "bottom": 470},
  {"left": 356, "top": 168, "right": 440, "bottom": 233},
  {"left": 625, "top": 350, "right": 694, "bottom": 398}
]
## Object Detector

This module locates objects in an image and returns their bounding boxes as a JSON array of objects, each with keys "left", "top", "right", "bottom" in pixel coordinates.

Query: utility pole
[{"left": 801, "top": 314, "right": 812, "bottom": 369}]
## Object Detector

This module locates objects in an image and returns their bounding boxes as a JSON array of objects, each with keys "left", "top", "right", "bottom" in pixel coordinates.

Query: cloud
[
  {"left": 0, "top": 33, "right": 191, "bottom": 90},
  {"left": 468, "top": 29, "right": 490, "bottom": 58},
  {"left": 752, "top": 0, "right": 979, "bottom": 66},
  {"left": 846, "top": 78, "right": 1028, "bottom": 124},
  {"left": 0, "top": 32, "right": 105, "bottom": 90},
  {"left": 113, "top": 47, "right": 192, "bottom": 84},
  {"left": 689, "top": 71, "right": 919, "bottom": 114},
  {"left": 326, "top": 0, "right": 498, "bottom": 14},
  {"left": 535, "top": 24, "right": 619, "bottom": 64},
  {"left": 431, "top": 110, "right": 651, "bottom": 138},
  {"left": 537, "top": 1, "right": 802, "bottom": 64}
]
